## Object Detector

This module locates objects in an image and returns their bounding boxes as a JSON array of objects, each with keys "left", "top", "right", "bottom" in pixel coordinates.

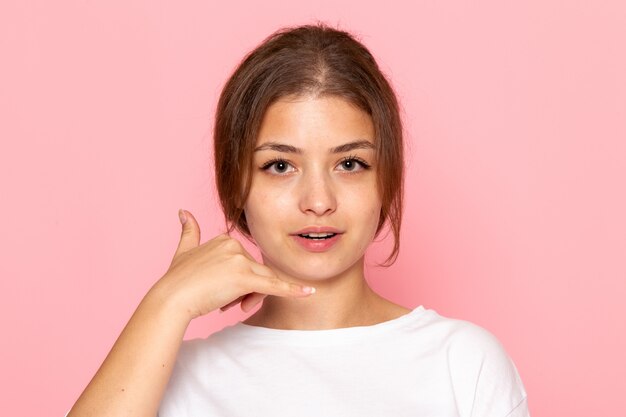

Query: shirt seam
[{"left": 504, "top": 395, "right": 528, "bottom": 417}]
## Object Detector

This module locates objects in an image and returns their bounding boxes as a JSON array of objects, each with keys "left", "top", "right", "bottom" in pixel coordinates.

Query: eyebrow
[{"left": 254, "top": 140, "right": 375, "bottom": 154}]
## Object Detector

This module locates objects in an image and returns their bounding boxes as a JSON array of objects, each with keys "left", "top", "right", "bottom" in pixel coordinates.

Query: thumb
[{"left": 174, "top": 209, "right": 201, "bottom": 257}]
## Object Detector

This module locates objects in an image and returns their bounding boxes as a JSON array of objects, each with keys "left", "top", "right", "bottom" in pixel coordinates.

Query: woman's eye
[
  {"left": 337, "top": 157, "right": 370, "bottom": 172},
  {"left": 262, "top": 159, "right": 295, "bottom": 174}
]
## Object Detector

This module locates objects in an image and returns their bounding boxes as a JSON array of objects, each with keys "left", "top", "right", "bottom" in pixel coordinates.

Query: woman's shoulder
[
  {"left": 414, "top": 307, "right": 513, "bottom": 356},
  {"left": 406, "top": 307, "right": 527, "bottom": 388},
  {"left": 416, "top": 308, "right": 528, "bottom": 414}
]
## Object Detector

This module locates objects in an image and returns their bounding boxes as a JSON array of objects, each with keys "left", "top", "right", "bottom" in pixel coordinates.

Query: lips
[{"left": 290, "top": 226, "right": 344, "bottom": 251}]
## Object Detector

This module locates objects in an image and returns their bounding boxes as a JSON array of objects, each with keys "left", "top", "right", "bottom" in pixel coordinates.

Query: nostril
[{"left": 298, "top": 178, "right": 338, "bottom": 215}]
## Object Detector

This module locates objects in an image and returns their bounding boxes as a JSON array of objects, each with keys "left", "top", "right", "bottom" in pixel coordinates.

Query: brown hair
[{"left": 214, "top": 22, "right": 404, "bottom": 266}]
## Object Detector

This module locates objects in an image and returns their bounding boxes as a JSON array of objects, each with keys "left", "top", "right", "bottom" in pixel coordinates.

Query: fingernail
[
  {"left": 178, "top": 209, "right": 187, "bottom": 225},
  {"left": 302, "top": 286, "right": 316, "bottom": 294}
]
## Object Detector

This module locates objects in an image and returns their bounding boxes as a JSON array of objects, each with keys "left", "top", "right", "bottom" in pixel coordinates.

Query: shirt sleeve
[
  {"left": 447, "top": 321, "right": 530, "bottom": 417},
  {"left": 505, "top": 396, "right": 529, "bottom": 417}
]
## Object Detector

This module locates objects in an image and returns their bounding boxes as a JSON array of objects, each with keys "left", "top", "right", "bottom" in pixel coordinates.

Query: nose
[{"left": 298, "top": 169, "right": 337, "bottom": 216}]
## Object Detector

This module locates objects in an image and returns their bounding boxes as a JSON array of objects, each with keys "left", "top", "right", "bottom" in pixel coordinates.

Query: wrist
[{"left": 143, "top": 282, "right": 194, "bottom": 326}]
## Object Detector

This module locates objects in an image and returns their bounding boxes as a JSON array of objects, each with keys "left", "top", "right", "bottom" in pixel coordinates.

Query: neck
[{"left": 243, "top": 256, "right": 399, "bottom": 330}]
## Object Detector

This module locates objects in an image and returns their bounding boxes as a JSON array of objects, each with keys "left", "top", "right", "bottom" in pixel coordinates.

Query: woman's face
[{"left": 243, "top": 95, "right": 382, "bottom": 282}]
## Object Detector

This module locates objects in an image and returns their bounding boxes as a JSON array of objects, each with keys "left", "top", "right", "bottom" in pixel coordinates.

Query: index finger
[{"left": 247, "top": 272, "right": 317, "bottom": 298}]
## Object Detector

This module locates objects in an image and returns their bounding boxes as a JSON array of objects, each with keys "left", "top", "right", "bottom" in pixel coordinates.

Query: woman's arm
[
  {"left": 67, "top": 288, "right": 190, "bottom": 417},
  {"left": 66, "top": 210, "right": 314, "bottom": 417}
]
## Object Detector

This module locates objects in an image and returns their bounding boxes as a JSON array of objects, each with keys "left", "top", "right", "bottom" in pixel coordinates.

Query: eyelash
[
  {"left": 260, "top": 155, "right": 371, "bottom": 174},
  {"left": 338, "top": 155, "right": 372, "bottom": 171},
  {"left": 260, "top": 158, "right": 288, "bottom": 172}
]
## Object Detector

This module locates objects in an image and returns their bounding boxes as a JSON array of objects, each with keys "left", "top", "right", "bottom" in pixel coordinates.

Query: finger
[
  {"left": 173, "top": 209, "right": 201, "bottom": 258},
  {"left": 220, "top": 295, "right": 244, "bottom": 311},
  {"left": 240, "top": 292, "right": 267, "bottom": 312},
  {"left": 250, "top": 274, "right": 316, "bottom": 298},
  {"left": 224, "top": 238, "right": 257, "bottom": 264},
  {"left": 249, "top": 262, "right": 277, "bottom": 279}
]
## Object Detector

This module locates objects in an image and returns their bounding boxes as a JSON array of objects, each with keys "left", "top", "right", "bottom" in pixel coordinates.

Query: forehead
[{"left": 255, "top": 95, "right": 375, "bottom": 149}]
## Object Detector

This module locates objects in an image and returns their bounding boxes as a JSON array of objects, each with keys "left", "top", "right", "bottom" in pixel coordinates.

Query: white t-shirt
[{"left": 158, "top": 305, "right": 529, "bottom": 416}]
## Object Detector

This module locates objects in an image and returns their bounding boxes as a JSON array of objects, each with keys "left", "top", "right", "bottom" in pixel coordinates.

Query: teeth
[{"left": 300, "top": 232, "right": 336, "bottom": 238}]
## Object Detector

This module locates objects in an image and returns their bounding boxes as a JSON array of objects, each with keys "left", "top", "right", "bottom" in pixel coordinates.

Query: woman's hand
[{"left": 149, "top": 209, "right": 315, "bottom": 322}]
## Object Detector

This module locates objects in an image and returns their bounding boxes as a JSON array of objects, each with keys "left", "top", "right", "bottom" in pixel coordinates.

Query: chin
[{"left": 268, "top": 256, "right": 361, "bottom": 283}]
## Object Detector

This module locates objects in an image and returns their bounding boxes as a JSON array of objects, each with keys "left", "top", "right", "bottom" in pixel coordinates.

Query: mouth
[
  {"left": 297, "top": 232, "right": 338, "bottom": 240},
  {"left": 290, "top": 227, "right": 344, "bottom": 252}
]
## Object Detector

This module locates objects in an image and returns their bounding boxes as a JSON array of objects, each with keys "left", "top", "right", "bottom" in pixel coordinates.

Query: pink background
[{"left": 1, "top": 1, "right": 625, "bottom": 416}]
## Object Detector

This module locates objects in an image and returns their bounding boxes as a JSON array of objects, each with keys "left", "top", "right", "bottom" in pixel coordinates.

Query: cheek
[
  {"left": 244, "top": 184, "right": 292, "bottom": 234},
  {"left": 345, "top": 182, "right": 382, "bottom": 217},
  {"left": 367, "top": 205, "right": 383, "bottom": 237},
  {"left": 354, "top": 205, "right": 382, "bottom": 255},
  {"left": 341, "top": 184, "right": 382, "bottom": 248}
]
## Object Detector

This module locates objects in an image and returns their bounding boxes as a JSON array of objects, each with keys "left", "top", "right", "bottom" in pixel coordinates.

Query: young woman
[{"left": 68, "top": 23, "right": 529, "bottom": 417}]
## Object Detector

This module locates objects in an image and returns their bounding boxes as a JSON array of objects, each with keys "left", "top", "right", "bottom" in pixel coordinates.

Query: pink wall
[{"left": 2, "top": 1, "right": 624, "bottom": 415}]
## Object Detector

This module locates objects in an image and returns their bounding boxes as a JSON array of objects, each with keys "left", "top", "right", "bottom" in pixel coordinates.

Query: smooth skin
[{"left": 242, "top": 95, "right": 411, "bottom": 330}]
